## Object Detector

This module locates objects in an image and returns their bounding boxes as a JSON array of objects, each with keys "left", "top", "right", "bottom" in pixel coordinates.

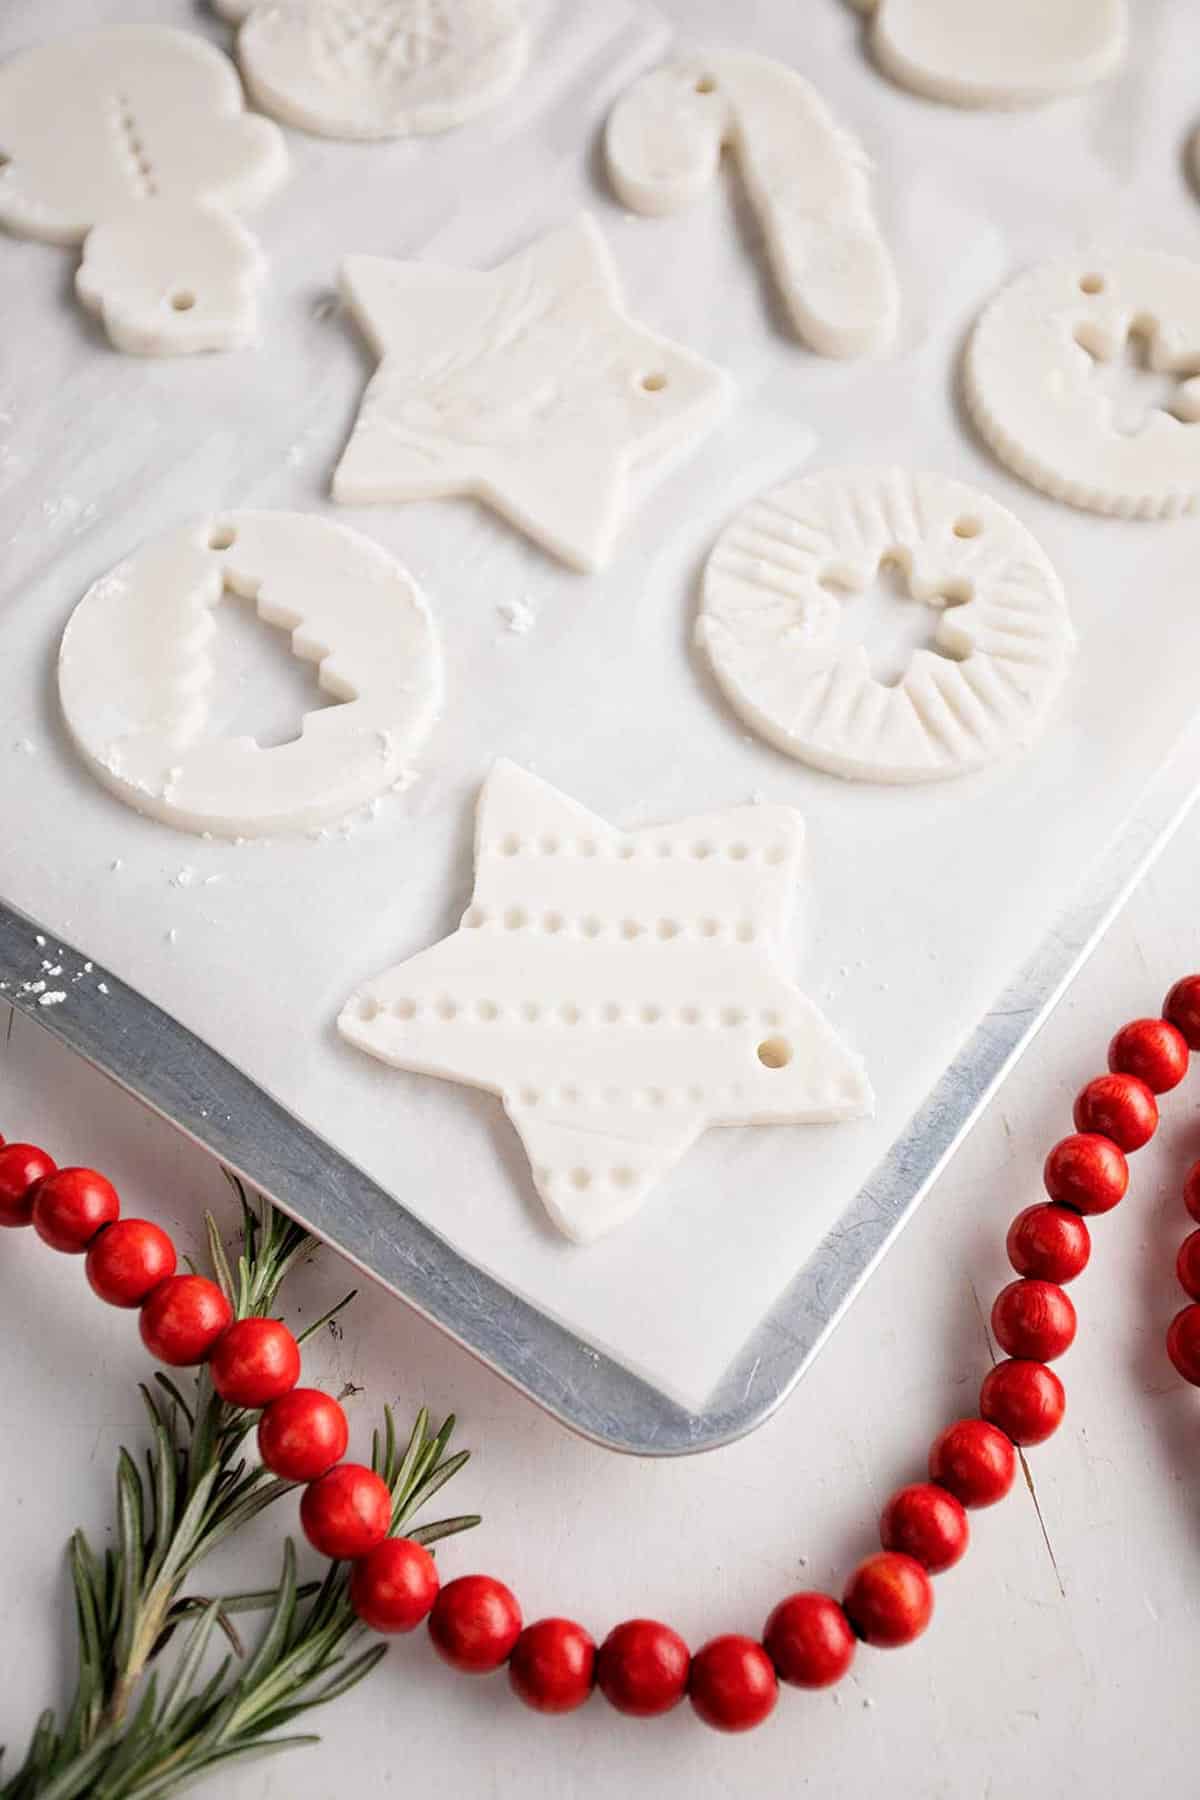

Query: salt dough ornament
[
  {"left": 217, "top": 0, "right": 529, "bottom": 141},
  {"left": 605, "top": 50, "right": 898, "bottom": 359},
  {"left": 333, "top": 214, "right": 733, "bottom": 571},
  {"left": 340, "top": 761, "right": 872, "bottom": 1243},
  {"left": 0, "top": 27, "right": 287, "bottom": 354},
  {"left": 697, "top": 467, "right": 1074, "bottom": 784},
  {"left": 59, "top": 513, "right": 442, "bottom": 839},
  {"left": 966, "top": 252, "right": 1200, "bottom": 520},
  {"left": 850, "top": 0, "right": 1126, "bottom": 107}
]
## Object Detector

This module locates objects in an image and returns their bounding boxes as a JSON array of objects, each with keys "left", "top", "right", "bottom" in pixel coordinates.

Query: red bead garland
[
  {"left": 1043, "top": 1133, "right": 1128, "bottom": 1216},
  {"left": 688, "top": 1636, "right": 778, "bottom": 1732},
  {"left": 980, "top": 1360, "right": 1065, "bottom": 1445},
  {"left": 509, "top": 1618, "right": 596, "bottom": 1714},
  {"left": 429, "top": 1575, "right": 523, "bottom": 1673},
  {"left": 1006, "top": 1203, "right": 1091, "bottom": 1281},
  {"left": 928, "top": 1419, "right": 1015, "bottom": 1508},
  {"left": 8, "top": 974, "right": 1200, "bottom": 1737},
  {"left": 879, "top": 1482, "right": 969, "bottom": 1573},
  {"left": 597, "top": 1619, "right": 691, "bottom": 1716},
  {"left": 1073, "top": 1072, "right": 1157, "bottom": 1152},
  {"left": 843, "top": 1552, "right": 932, "bottom": 1648},
  {"left": 0, "top": 1143, "right": 56, "bottom": 1228},
  {"left": 763, "top": 1593, "right": 857, "bottom": 1687},
  {"left": 31, "top": 1167, "right": 120, "bottom": 1252},
  {"left": 990, "top": 1279, "right": 1076, "bottom": 1362},
  {"left": 86, "top": 1218, "right": 177, "bottom": 1307}
]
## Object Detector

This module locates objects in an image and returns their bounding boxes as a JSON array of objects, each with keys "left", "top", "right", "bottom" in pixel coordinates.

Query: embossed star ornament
[
  {"left": 332, "top": 215, "right": 733, "bottom": 570},
  {"left": 340, "top": 763, "right": 873, "bottom": 1242}
]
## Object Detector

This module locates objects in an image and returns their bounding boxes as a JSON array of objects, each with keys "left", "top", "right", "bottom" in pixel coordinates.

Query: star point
[
  {"left": 332, "top": 215, "right": 733, "bottom": 570},
  {"left": 339, "top": 763, "right": 872, "bottom": 1243}
]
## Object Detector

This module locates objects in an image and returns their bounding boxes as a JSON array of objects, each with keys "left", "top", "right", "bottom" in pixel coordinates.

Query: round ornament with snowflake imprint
[
  {"left": 697, "top": 467, "right": 1074, "bottom": 784},
  {"left": 223, "top": 0, "right": 529, "bottom": 140},
  {"left": 966, "top": 252, "right": 1200, "bottom": 520},
  {"left": 59, "top": 513, "right": 442, "bottom": 839}
]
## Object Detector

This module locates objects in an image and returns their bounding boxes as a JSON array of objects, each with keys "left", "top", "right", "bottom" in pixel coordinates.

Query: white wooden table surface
[{"left": 2, "top": 808, "right": 1198, "bottom": 1799}]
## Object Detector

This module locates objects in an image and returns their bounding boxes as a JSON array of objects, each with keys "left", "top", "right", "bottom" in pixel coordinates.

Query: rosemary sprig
[{"left": 0, "top": 1182, "right": 479, "bottom": 1800}]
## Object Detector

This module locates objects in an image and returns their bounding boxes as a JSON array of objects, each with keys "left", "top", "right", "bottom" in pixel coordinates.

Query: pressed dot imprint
[
  {"left": 437, "top": 998, "right": 458, "bottom": 1020},
  {"left": 721, "top": 1007, "right": 746, "bottom": 1027},
  {"left": 728, "top": 843, "right": 749, "bottom": 861},
  {"left": 612, "top": 1167, "right": 635, "bottom": 1187},
  {"left": 519, "top": 1087, "right": 540, "bottom": 1107},
  {"left": 356, "top": 994, "right": 380, "bottom": 1022},
  {"left": 765, "top": 844, "right": 787, "bottom": 866},
  {"left": 462, "top": 904, "right": 487, "bottom": 929},
  {"left": 581, "top": 917, "right": 603, "bottom": 939},
  {"left": 656, "top": 919, "right": 680, "bottom": 940},
  {"left": 521, "top": 1001, "right": 541, "bottom": 1022},
  {"left": 618, "top": 843, "right": 637, "bottom": 860},
  {"left": 603, "top": 1002, "right": 623, "bottom": 1023},
  {"left": 577, "top": 838, "right": 598, "bottom": 858},
  {"left": 640, "top": 371, "right": 669, "bottom": 393},
  {"left": 699, "top": 919, "right": 720, "bottom": 938},
  {"left": 687, "top": 1085, "right": 706, "bottom": 1104},
  {"left": 570, "top": 1168, "right": 592, "bottom": 1189},
  {"left": 621, "top": 919, "right": 644, "bottom": 940},
  {"left": 1079, "top": 272, "right": 1105, "bottom": 295},
  {"left": 500, "top": 834, "right": 521, "bottom": 856},
  {"left": 209, "top": 524, "right": 236, "bottom": 551},
  {"left": 602, "top": 1086, "right": 623, "bottom": 1105},
  {"left": 692, "top": 841, "right": 714, "bottom": 860},
  {"left": 757, "top": 1036, "right": 794, "bottom": 1069},
  {"left": 504, "top": 907, "right": 527, "bottom": 930},
  {"left": 646, "top": 1087, "right": 666, "bottom": 1107},
  {"left": 761, "top": 1009, "right": 782, "bottom": 1028},
  {"left": 476, "top": 1000, "right": 499, "bottom": 1022},
  {"left": 735, "top": 922, "right": 756, "bottom": 943},
  {"left": 562, "top": 1085, "right": 581, "bottom": 1105},
  {"left": 539, "top": 834, "right": 560, "bottom": 855},
  {"left": 171, "top": 290, "right": 196, "bottom": 312},
  {"left": 641, "top": 1004, "right": 662, "bottom": 1025},
  {"left": 656, "top": 840, "right": 674, "bottom": 857},
  {"left": 560, "top": 1002, "right": 582, "bottom": 1025},
  {"left": 952, "top": 515, "right": 982, "bottom": 540},
  {"left": 393, "top": 998, "right": 416, "bottom": 1020},
  {"left": 680, "top": 1005, "right": 701, "bottom": 1025},
  {"left": 543, "top": 911, "right": 565, "bottom": 934}
]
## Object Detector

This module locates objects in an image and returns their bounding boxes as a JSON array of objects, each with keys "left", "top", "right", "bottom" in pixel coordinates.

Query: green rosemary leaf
[
  {"left": 238, "top": 1543, "right": 297, "bottom": 1693},
  {"left": 114, "top": 1453, "right": 147, "bottom": 1672},
  {"left": 159, "top": 1604, "right": 220, "bottom": 1727},
  {"left": 294, "top": 1289, "right": 357, "bottom": 1348},
  {"left": 203, "top": 1216, "right": 236, "bottom": 1309},
  {"left": 407, "top": 1513, "right": 482, "bottom": 1548},
  {"left": 397, "top": 1449, "right": 470, "bottom": 1526},
  {"left": 390, "top": 1406, "right": 430, "bottom": 1504},
  {"left": 151, "top": 1374, "right": 194, "bottom": 1432}
]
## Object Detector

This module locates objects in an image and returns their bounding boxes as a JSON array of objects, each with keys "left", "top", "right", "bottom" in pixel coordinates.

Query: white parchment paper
[{"left": 2, "top": 0, "right": 1199, "bottom": 1405}]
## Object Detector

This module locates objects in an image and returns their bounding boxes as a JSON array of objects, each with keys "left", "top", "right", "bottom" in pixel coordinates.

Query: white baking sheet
[{"left": 3, "top": 0, "right": 1200, "bottom": 1408}]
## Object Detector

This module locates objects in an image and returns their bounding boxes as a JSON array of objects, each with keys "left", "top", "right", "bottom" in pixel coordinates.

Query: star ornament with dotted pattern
[
  {"left": 339, "top": 763, "right": 873, "bottom": 1243},
  {"left": 331, "top": 214, "right": 734, "bottom": 570}
]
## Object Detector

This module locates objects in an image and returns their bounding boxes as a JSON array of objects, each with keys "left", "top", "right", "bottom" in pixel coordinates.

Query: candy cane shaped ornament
[
  {"left": 606, "top": 51, "right": 898, "bottom": 359},
  {"left": 0, "top": 26, "right": 287, "bottom": 353}
]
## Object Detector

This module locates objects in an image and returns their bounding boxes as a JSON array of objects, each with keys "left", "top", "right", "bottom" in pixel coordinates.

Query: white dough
[
  {"left": 858, "top": 0, "right": 1126, "bottom": 108},
  {"left": 333, "top": 214, "right": 733, "bottom": 571},
  {"left": 966, "top": 252, "right": 1200, "bottom": 519},
  {"left": 0, "top": 26, "right": 287, "bottom": 354},
  {"left": 59, "top": 513, "right": 442, "bottom": 839},
  {"left": 697, "top": 467, "right": 1074, "bottom": 784},
  {"left": 340, "top": 761, "right": 872, "bottom": 1243},
  {"left": 232, "top": 0, "right": 529, "bottom": 141},
  {"left": 606, "top": 50, "right": 897, "bottom": 359}
]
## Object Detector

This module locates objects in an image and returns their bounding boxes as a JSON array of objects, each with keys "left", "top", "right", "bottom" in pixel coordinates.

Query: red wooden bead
[
  {"left": 597, "top": 1619, "right": 690, "bottom": 1717},
  {"left": 879, "top": 1483, "right": 969, "bottom": 1574},
  {"left": 1177, "top": 1231, "right": 1200, "bottom": 1301},
  {"left": 980, "top": 1359, "right": 1065, "bottom": 1445},
  {"left": 991, "top": 1279, "right": 1076, "bottom": 1362},
  {"left": 1007, "top": 1203, "right": 1091, "bottom": 1282},
  {"left": 86, "top": 1219, "right": 176, "bottom": 1306},
  {"left": 1108, "top": 1017, "right": 1189, "bottom": 1093},
  {"left": 1043, "top": 1133, "right": 1128, "bottom": 1216},
  {"left": 1163, "top": 975, "right": 1200, "bottom": 1051},
  {"left": 1166, "top": 1305, "right": 1200, "bottom": 1386},
  {"left": 350, "top": 1537, "right": 440, "bottom": 1634},
  {"left": 257, "top": 1387, "right": 348, "bottom": 1482},
  {"left": 299, "top": 1462, "right": 392, "bottom": 1561},
  {"left": 429, "top": 1574, "right": 523, "bottom": 1673},
  {"left": 139, "top": 1275, "right": 233, "bottom": 1366},
  {"left": 0, "top": 1144, "right": 57, "bottom": 1228},
  {"left": 1073, "top": 1073, "right": 1157, "bottom": 1153},
  {"left": 688, "top": 1635, "right": 777, "bottom": 1733},
  {"left": 1184, "top": 1161, "right": 1200, "bottom": 1226},
  {"left": 210, "top": 1317, "right": 301, "bottom": 1409},
  {"left": 509, "top": 1618, "right": 596, "bottom": 1714},
  {"left": 929, "top": 1419, "right": 1015, "bottom": 1508},
  {"left": 762, "top": 1593, "right": 856, "bottom": 1688},
  {"left": 842, "top": 1552, "right": 933, "bottom": 1649},
  {"left": 32, "top": 1167, "right": 119, "bottom": 1253}
]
